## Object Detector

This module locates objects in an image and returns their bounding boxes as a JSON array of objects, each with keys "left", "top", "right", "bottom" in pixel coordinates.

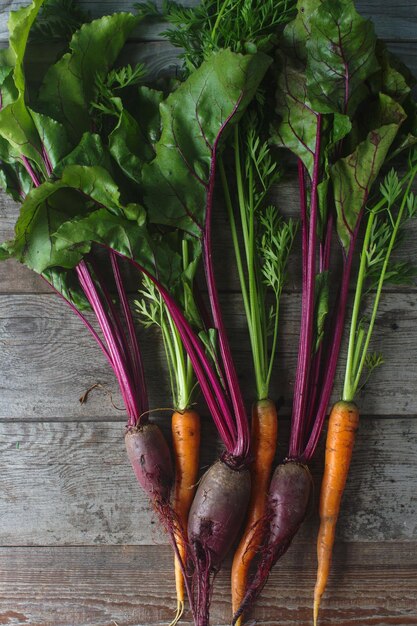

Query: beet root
[
  {"left": 232, "top": 460, "right": 311, "bottom": 624},
  {"left": 188, "top": 458, "right": 251, "bottom": 626},
  {"left": 125, "top": 423, "right": 173, "bottom": 503},
  {"left": 125, "top": 424, "right": 195, "bottom": 616},
  {"left": 267, "top": 459, "right": 312, "bottom": 547}
]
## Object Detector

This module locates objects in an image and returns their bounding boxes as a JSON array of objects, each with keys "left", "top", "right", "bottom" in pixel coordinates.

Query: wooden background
[{"left": 1, "top": 1, "right": 417, "bottom": 625}]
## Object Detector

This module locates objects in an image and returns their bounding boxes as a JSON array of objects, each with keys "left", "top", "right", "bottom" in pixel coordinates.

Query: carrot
[
  {"left": 171, "top": 408, "right": 201, "bottom": 626},
  {"left": 231, "top": 398, "right": 278, "bottom": 622},
  {"left": 313, "top": 400, "right": 359, "bottom": 626}
]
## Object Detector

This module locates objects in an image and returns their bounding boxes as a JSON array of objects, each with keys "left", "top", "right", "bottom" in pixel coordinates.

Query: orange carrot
[
  {"left": 313, "top": 400, "right": 359, "bottom": 626},
  {"left": 231, "top": 398, "right": 278, "bottom": 624},
  {"left": 171, "top": 408, "right": 201, "bottom": 625}
]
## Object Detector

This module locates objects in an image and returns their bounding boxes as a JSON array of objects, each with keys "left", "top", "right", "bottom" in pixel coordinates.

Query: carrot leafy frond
[
  {"left": 343, "top": 152, "right": 417, "bottom": 402},
  {"left": 135, "top": 0, "right": 296, "bottom": 74}
]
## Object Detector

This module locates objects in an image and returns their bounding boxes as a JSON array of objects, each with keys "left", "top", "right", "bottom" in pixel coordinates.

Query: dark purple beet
[
  {"left": 232, "top": 460, "right": 311, "bottom": 625},
  {"left": 268, "top": 460, "right": 311, "bottom": 546},
  {"left": 125, "top": 425, "right": 193, "bottom": 611},
  {"left": 125, "top": 423, "right": 173, "bottom": 503},
  {"left": 188, "top": 459, "right": 251, "bottom": 568},
  {"left": 188, "top": 458, "right": 251, "bottom": 626}
]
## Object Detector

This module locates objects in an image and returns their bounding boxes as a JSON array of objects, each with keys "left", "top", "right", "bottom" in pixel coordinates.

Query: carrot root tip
[
  {"left": 168, "top": 599, "right": 185, "bottom": 626},
  {"left": 313, "top": 597, "right": 320, "bottom": 626}
]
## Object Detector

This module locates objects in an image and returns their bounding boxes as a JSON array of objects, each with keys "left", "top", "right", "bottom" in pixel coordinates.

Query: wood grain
[
  {"left": 0, "top": 291, "right": 416, "bottom": 419},
  {"left": 0, "top": 418, "right": 416, "bottom": 545},
  {"left": 0, "top": 543, "right": 416, "bottom": 626}
]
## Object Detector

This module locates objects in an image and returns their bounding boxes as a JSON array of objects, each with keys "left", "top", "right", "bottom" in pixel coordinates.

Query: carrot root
[
  {"left": 168, "top": 599, "right": 185, "bottom": 626},
  {"left": 171, "top": 409, "right": 201, "bottom": 618},
  {"left": 231, "top": 398, "right": 278, "bottom": 619},
  {"left": 313, "top": 400, "right": 359, "bottom": 626}
]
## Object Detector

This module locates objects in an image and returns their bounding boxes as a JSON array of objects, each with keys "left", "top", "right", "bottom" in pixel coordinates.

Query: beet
[
  {"left": 268, "top": 460, "right": 312, "bottom": 546},
  {"left": 125, "top": 423, "right": 173, "bottom": 503},
  {"left": 233, "top": 460, "right": 311, "bottom": 624},
  {"left": 188, "top": 458, "right": 251, "bottom": 626}
]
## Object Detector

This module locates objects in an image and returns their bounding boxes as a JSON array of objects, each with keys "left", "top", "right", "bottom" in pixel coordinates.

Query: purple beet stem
[
  {"left": 303, "top": 209, "right": 363, "bottom": 460},
  {"left": 76, "top": 261, "right": 142, "bottom": 421},
  {"left": 111, "top": 249, "right": 240, "bottom": 454},
  {"left": 110, "top": 251, "right": 149, "bottom": 416},
  {"left": 86, "top": 256, "right": 133, "bottom": 372},
  {"left": 304, "top": 211, "right": 334, "bottom": 433},
  {"left": 203, "top": 94, "right": 250, "bottom": 461},
  {"left": 21, "top": 158, "right": 148, "bottom": 426},
  {"left": 289, "top": 111, "right": 365, "bottom": 462},
  {"left": 290, "top": 115, "right": 322, "bottom": 459}
]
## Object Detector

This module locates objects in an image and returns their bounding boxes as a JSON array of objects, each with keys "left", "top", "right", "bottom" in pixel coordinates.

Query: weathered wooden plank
[
  {"left": 1, "top": 0, "right": 417, "bottom": 43},
  {"left": 0, "top": 0, "right": 196, "bottom": 42},
  {"left": 0, "top": 292, "right": 416, "bottom": 419},
  {"left": 0, "top": 543, "right": 416, "bottom": 625},
  {"left": 0, "top": 418, "right": 416, "bottom": 545}
]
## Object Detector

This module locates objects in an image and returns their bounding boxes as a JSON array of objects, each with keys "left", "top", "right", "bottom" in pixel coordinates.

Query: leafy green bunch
[
  {"left": 136, "top": 0, "right": 296, "bottom": 73},
  {"left": 0, "top": 0, "right": 273, "bottom": 430},
  {"left": 270, "top": 0, "right": 417, "bottom": 423},
  {"left": 29, "top": 0, "right": 91, "bottom": 42}
]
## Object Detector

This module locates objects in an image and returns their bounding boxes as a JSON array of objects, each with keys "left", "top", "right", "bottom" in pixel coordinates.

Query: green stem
[
  {"left": 342, "top": 208, "right": 376, "bottom": 401},
  {"left": 234, "top": 126, "right": 267, "bottom": 399},
  {"left": 351, "top": 324, "right": 365, "bottom": 377},
  {"left": 345, "top": 167, "right": 417, "bottom": 400},
  {"left": 161, "top": 315, "right": 179, "bottom": 407},
  {"left": 220, "top": 154, "right": 266, "bottom": 398},
  {"left": 211, "top": 0, "right": 235, "bottom": 42},
  {"left": 265, "top": 290, "right": 281, "bottom": 391},
  {"left": 219, "top": 157, "right": 251, "bottom": 324},
  {"left": 248, "top": 151, "right": 267, "bottom": 397},
  {"left": 166, "top": 312, "right": 190, "bottom": 411},
  {"left": 181, "top": 238, "right": 194, "bottom": 402}
]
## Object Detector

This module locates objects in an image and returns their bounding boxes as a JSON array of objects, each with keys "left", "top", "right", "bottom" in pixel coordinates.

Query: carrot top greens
[
  {"left": 220, "top": 117, "right": 297, "bottom": 401},
  {"left": 136, "top": 251, "right": 198, "bottom": 413},
  {"left": 343, "top": 156, "right": 417, "bottom": 402},
  {"left": 137, "top": 0, "right": 295, "bottom": 73}
]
